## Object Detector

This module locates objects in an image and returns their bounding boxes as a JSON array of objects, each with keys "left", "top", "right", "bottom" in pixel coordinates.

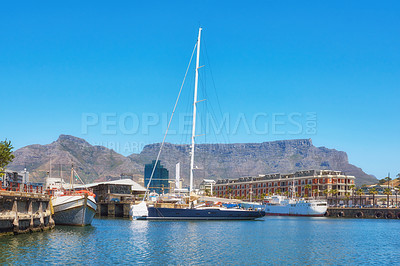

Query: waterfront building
[
  {"left": 1, "top": 169, "right": 23, "bottom": 187},
  {"left": 361, "top": 184, "right": 385, "bottom": 194},
  {"left": 361, "top": 184, "right": 398, "bottom": 195},
  {"left": 214, "top": 170, "right": 355, "bottom": 199},
  {"left": 199, "top": 179, "right": 216, "bottom": 195},
  {"left": 74, "top": 179, "right": 147, "bottom": 218},
  {"left": 0, "top": 169, "right": 38, "bottom": 191},
  {"left": 144, "top": 160, "right": 170, "bottom": 194},
  {"left": 75, "top": 179, "right": 146, "bottom": 203}
]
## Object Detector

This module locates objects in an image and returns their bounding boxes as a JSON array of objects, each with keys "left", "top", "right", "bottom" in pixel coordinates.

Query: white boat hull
[
  {"left": 52, "top": 195, "right": 97, "bottom": 226},
  {"left": 242, "top": 197, "right": 328, "bottom": 217},
  {"left": 264, "top": 204, "right": 327, "bottom": 216},
  {"left": 129, "top": 201, "right": 149, "bottom": 220}
]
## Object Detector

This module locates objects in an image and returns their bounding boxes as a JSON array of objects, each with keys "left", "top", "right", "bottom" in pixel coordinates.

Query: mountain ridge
[{"left": 8, "top": 135, "right": 377, "bottom": 185}]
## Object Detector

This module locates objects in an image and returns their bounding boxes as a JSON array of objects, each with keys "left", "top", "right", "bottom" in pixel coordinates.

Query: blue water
[{"left": 1, "top": 217, "right": 400, "bottom": 265}]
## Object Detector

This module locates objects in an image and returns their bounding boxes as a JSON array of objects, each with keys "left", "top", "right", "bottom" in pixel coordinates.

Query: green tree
[
  {"left": 0, "top": 139, "right": 15, "bottom": 173},
  {"left": 356, "top": 189, "right": 364, "bottom": 206},
  {"left": 275, "top": 188, "right": 281, "bottom": 196},
  {"left": 344, "top": 192, "right": 351, "bottom": 206},
  {"left": 331, "top": 189, "right": 339, "bottom": 206},
  {"left": 385, "top": 175, "right": 392, "bottom": 188},
  {"left": 227, "top": 187, "right": 233, "bottom": 199},
  {"left": 304, "top": 184, "right": 311, "bottom": 198},
  {"left": 369, "top": 188, "right": 378, "bottom": 207},
  {"left": 323, "top": 189, "right": 329, "bottom": 200},
  {"left": 384, "top": 188, "right": 392, "bottom": 207},
  {"left": 349, "top": 185, "right": 356, "bottom": 205},
  {"left": 313, "top": 189, "right": 319, "bottom": 199}
]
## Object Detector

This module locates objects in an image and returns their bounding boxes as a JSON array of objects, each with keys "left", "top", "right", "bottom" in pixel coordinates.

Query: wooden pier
[
  {"left": 326, "top": 207, "right": 400, "bottom": 219},
  {"left": 0, "top": 190, "right": 54, "bottom": 236}
]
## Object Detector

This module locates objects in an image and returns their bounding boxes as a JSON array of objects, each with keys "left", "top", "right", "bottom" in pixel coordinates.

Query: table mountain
[
  {"left": 8, "top": 135, "right": 377, "bottom": 185},
  {"left": 132, "top": 139, "right": 377, "bottom": 186}
]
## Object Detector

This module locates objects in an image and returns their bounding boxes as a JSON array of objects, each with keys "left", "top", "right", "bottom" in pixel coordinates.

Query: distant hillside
[
  {"left": 131, "top": 139, "right": 377, "bottom": 186},
  {"left": 8, "top": 135, "right": 377, "bottom": 185},
  {"left": 9, "top": 135, "right": 143, "bottom": 182}
]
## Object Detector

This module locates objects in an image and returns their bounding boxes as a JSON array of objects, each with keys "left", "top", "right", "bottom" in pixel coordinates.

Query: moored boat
[
  {"left": 48, "top": 166, "right": 97, "bottom": 226},
  {"left": 242, "top": 195, "right": 327, "bottom": 217},
  {"left": 140, "top": 206, "right": 265, "bottom": 220},
  {"left": 130, "top": 28, "right": 265, "bottom": 221},
  {"left": 51, "top": 192, "right": 97, "bottom": 226}
]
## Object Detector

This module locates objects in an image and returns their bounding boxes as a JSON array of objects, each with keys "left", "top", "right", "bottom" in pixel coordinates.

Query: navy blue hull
[{"left": 141, "top": 207, "right": 265, "bottom": 220}]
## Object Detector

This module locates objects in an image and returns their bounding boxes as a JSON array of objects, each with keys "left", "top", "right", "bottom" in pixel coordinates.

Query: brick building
[{"left": 214, "top": 170, "right": 355, "bottom": 199}]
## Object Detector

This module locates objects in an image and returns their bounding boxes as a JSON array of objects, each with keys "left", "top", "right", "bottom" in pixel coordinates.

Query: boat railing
[{"left": 154, "top": 202, "right": 190, "bottom": 209}]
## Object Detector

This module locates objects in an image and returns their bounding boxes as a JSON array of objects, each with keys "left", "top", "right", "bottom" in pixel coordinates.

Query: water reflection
[{"left": 1, "top": 217, "right": 400, "bottom": 264}]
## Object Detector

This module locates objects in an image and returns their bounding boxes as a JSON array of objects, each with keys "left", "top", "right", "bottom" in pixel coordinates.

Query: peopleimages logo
[{"left": 81, "top": 112, "right": 317, "bottom": 136}]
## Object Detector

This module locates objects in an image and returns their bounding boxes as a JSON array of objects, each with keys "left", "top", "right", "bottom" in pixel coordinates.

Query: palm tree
[
  {"left": 385, "top": 175, "right": 392, "bottom": 193},
  {"left": 276, "top": 188, "right": 281, "bottom": 196},
  {"left": 384, "top": 188, "right": 392, "bottom": 207},
  {"left": 356, "top": 188, "right": 364, "bottom": 206},
  {"left": 261, "top": 193, "right": 266, "bottom": 200},
  {"left": 344, "top": 192, "right": 350, "bottom": 206},
  {"left": 313, "top": 189, "right": 319, "bottom": 199},
  {"left": 349, "top": 184, "right": 356, "bottom": 205},
  {"left": 227, "top": 187, "right": 233, "bottom": 199},
  {"left": 304, "top": 184, "right": 311, "bottom": 198},
  {"left": 323, "top": 189, "right": 329, "bottom": 200},
  {"left": 331, "top": 189, "right": 339, "bottom": 206},
  {"left": 369, "top": 188, "right": 378, "bottom": 207}
]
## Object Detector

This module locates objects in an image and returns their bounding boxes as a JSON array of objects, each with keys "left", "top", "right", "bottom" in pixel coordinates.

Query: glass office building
[{"left": 144, "top": 160, "right": 169, "bottom": 194}]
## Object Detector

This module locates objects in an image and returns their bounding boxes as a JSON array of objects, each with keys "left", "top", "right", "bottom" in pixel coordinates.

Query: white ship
[{"left": 262, "top": 196, "right": 328, "bottom": 217}]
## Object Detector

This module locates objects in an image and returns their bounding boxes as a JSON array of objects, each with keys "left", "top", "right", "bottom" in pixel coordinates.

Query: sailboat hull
[
  {"left": 140, "top": 207, "right": 265, "bottom": 220},
  {"left": 52, "top": 195, "right": 97, "bottom": 226}
]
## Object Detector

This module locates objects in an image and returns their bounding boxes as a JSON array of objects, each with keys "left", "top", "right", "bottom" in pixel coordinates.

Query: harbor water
[{"left": 1, "top": 217, "right": 400, "bottom": 265}]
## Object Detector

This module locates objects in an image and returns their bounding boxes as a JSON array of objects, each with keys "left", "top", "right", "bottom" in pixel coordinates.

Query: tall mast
[
  {"left": 189, "top": 27, "right": 202, "bottom": 192},
  {"left": 70, "top": 164, "right": 74, "bottom": 191}
]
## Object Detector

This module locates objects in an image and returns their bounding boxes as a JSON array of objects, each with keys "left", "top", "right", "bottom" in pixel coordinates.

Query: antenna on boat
[{"left": 189, "top": 27, "right": 202, "bottom": 193}]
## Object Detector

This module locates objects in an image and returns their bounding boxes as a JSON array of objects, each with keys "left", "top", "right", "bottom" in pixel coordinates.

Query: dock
[
  {"left": 0, "top": 190, "right": 54, "bottom": 236},
  {"left": 326, "top": 207, "right": 400, "bottom": 219},
  {"left": 97, "top": 201, "right": 132, "bottom": 218}
]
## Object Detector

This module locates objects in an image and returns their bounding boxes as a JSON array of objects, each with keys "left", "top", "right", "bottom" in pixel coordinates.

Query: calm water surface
[{"left": 1, "top": 217, "right": 400, "bottom": 265}]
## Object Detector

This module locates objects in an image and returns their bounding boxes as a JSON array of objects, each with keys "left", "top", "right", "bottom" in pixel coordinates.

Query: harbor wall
[
  {"left": 326, "top": 207, "right": 400, "bottom": 219},
  {"left": 0, "top": 190, "right": 54, "bottom": 236},
  {"left": 97, "top": 202, "right": 131, "bottom": 218}
]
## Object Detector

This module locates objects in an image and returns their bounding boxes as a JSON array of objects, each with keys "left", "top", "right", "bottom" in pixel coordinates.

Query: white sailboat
[{"left": 130, "top": 28, "right": 265, "bottom": 220}]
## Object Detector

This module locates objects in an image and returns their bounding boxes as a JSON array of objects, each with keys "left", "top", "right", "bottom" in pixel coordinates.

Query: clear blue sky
[{"left": 1, "top": 1, "right": 399, "bottom": 179}]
